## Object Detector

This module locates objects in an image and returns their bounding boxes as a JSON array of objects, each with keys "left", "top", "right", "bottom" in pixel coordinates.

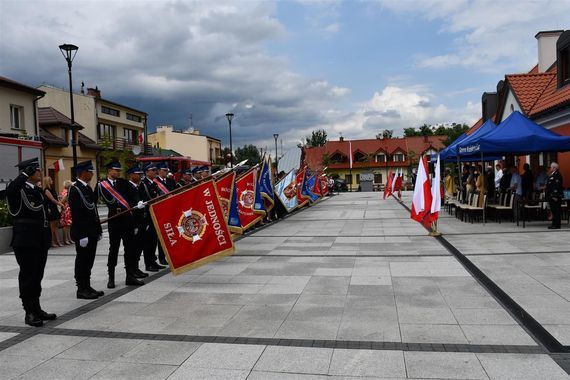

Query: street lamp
[
  {"left": 225, "top": 113, "right": 234, "bottom": 167},
  {"left": 59, "top": 43, "right": 79, "bottom": 180},
  {"left": 273, "top": 133, "right": 279, "bottom": 169}
]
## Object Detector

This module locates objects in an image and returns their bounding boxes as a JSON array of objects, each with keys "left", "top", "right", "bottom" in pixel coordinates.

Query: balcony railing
[{"left": 97, "top": 136, "right": 152, "bottom": 154}]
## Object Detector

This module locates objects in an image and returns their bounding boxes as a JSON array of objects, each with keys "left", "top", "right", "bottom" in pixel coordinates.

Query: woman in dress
[
  {"left": 43, "top": 176, "right": 64, "bottom": 247},
  {"left": 59, "top": 180, "right": 73, "bottom": 245}
]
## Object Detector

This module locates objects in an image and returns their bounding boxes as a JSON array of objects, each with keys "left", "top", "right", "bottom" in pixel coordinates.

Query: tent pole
[{"left": 481, "top": 151, "right": 486, "bottom": 224}]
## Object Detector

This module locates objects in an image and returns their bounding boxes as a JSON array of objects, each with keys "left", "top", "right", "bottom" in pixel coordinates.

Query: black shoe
[
  {"left": 134, "top": 269, "right": 149, "bottom": 278},
  {"left": 37, "top": 310, "right": 57, "bottom": 321},
  {"left": 88, "top": 287, "right": 105, "bottom": 297},
  {"left": 25, "top": 313, "right": 43, "bottom": 327},
  {"left": 77, "top": 289, "right": 99, "bottom": 299},
  {"left": 145, "top": 264, "right": 159, "bottom": 272},
  {"left": 159, "top": 257, "right": 168, "bottom": 266},
  {"left": 548, "top": 226, "right": 561, "bottom": 229},
  {"left": 155, "top": 262, "right": 166, "bottom": 269},
  {"left": 107, "top": 271, "right": 115, "bottom": 289},
  {"left": 126, "top": 275, "right": 144, "bottom": 286}
]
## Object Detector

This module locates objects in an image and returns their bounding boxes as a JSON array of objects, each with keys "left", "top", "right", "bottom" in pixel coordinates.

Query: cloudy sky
[{"left": 1, "top": 0, "right": 568, "bottom": 154}]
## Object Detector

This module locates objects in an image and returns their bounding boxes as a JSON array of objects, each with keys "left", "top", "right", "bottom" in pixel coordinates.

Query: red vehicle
[{"left": 136, "top": 156, "right": 210, "bottom": 182}]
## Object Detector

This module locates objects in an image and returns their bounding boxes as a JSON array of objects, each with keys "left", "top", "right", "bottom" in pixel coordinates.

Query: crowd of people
[
  {"left": 444, "top": 161, "right": 565, "bottom": 229},
  {"left": 5, "top": 157, "right": 211, "bottom": 327}
]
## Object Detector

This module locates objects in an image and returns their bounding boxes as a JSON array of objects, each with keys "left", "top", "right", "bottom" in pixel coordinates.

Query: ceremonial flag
[
  {"left": 258, "top": 156, "right": 275, "bottom": 212},
  {"left": 235, "top": 167, "right": 263, "bottom": 230},
  {"left": 384, "top": 170, "right": 394, "bottom": 199},
  {"left": 150, "top": 180, "right": 234, "bottom": 275},
  {"left": 312, "top": 172, "right": 323, "bottom": 196},
  {"left": 349, "top": 141, "right": 353, "bottom": 169},
  {"left": 429, "top": 154, "right": 441, "bottom": 222},
  {"left": 303, "top": 172, "right": 320, "bottom": 203},
  {"left": 53, "top": 158, "right": 65, "bottom": 172},
  {"left": 320, "top": 174, "right": 329, "bottom": 196},
  {"left": 296, "top": 167, "right": 310, "bottom": 208},
  {"left": 411, "top": 156, "right": 433, "bottom": 228},
  {"left": 275, "top": 170, "right": 298, "bottom": 212},
  {"left": 228, "top": 183, "right": 242, "bottom": 234},
  {"left": 214, "top": 171, "right": 236, "bottom": 223},
  {"left": 253, "top": 167, "right": 266, "bottom": 216}
]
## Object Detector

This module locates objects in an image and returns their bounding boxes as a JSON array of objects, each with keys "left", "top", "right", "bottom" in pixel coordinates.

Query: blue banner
[
  {"left": 228, "top": 183, "right": 242, "bottom": 233},
  {"left": 302, "top": 173, "right": 320, "bottom": 203}
]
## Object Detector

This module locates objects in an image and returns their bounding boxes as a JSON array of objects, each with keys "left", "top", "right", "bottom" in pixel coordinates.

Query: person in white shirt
[{"left": 494, "top": 163, "right": 503, "bottom": 190}]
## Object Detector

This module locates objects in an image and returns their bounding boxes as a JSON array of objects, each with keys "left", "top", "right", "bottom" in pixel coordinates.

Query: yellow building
[
  {"left": 148, "top": 125, "right": 221, "bottom": 164},
  {"left": 38, "top": 85, "right": 147, "bottom": 189}
]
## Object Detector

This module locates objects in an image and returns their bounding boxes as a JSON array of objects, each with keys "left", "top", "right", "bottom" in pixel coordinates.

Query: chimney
[
  {"left": 339, "top": 136, "right": 344, "bottom": 142},
  {"left": 535, "top": 30, "right": 564, "bottom": 72},
  {"left": 423, "top": 135, "right": 429, "bottom": 143},
  {"left": 481, "top": 92, "right": 498, "bottom": 121},
  {"left": 87, "top": 86, "right": 101, "bottom": 98}
]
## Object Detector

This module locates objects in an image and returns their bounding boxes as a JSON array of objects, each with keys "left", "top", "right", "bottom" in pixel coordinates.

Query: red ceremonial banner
[
  {"left": 320, "top": 175, "right": 329, "bottom": 196},
  {"left": 150, "top": 180, "right": 235, "bottom": 275},
  {"left": 296, "top": 168, "right": 309, "bottom": 208},
  {"left": 214, "top": 171, "right": 236, "bottom": 223},
  {"left": 235, "top": 168, "right": 263, "bottom": 231}
]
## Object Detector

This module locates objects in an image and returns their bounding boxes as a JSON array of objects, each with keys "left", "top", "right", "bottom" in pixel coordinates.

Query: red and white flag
[
  {"left": 149, "top": 180, "right": 234, "bottom": 275},
  {"left": 429, "top": 154, "right": 441, "bottom": 223},
  {"left": 411, "top": 156, "right": 432, "bottom": 228},
  {"left": 383, "top": 170, "right": 394, "bottom": 199},
  {"left": 53, "top": 158, "right": 65, "bottom": 172}
]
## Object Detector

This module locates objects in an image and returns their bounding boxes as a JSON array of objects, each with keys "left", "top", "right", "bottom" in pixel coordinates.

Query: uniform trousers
[
  {"left": 107, "top": 221, "right": 135, "bottom": 272},
  {"left": 143, "top": 222, "right": 159, "bottom": 266},
  {"left": 549, "top": 199, "right": 562, "bottom": 228},
  {"left": 13, "top": 247, "right": 48, "bottom": 312},
  {"left": 74, "top": 238, "right": 98, "bottom": 289}
]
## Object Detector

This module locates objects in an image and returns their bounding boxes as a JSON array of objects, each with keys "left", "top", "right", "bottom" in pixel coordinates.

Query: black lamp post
[
  {"left": 59, "top": 43, "right": 79, "bottom": 180},
  {"left": 273, "top": 133, "right": 279, "bottom": 169},
  {"left": 225, "top": 113, "right": 234, "bottom": 167}
]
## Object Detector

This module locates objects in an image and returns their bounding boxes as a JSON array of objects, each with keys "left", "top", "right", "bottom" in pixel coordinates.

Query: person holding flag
[
  {"left": 97, "top": 161, "right": 144, "bottom": 288},
  {"left": 139, "top": 163, "right": 166, "bottom": 271},
  {"left": 429, "top": 154, "right": 442, "bottom": 235},
  {"left": 410, "top": 156, "right": 433, "bottom": 229}
]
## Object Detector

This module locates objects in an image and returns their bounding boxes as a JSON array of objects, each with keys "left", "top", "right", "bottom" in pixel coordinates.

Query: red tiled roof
[
  {"left": 529, "top": 65, "right": 570, "bottom": 116},
  {"left": 528, "top": 64, "right": 539, "bottom": 74},
  {"left": 505, "top": 73, "right": 555, "bottom": 114},
  {"left": 39, "top": 127, "right": 67, "bottom": 147},
  {"left": 304, "top": 136, "right": 446, "bottom": 170}
]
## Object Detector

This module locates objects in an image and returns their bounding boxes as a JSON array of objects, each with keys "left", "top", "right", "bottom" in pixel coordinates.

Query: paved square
[{"left": 0, "top": 192, "right": 569, "bottom": 379}]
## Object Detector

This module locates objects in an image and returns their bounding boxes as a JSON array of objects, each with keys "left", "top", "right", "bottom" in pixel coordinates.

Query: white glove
[
  {"left": 98, "top": 235, "right": 102, "bottom": 241},
  {"left": 79, "top": 237, "right": 88, "bottom": 247},
  {"left": 134, "top": 228, "right": 138, "bottom": 235},
  {"left": 136, "top": 201, "right": 145, "bottom": 209}
]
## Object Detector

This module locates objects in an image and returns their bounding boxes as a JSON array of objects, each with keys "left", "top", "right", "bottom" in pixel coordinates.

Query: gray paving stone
[
  {"left": 253, "top": 346, "right": 333, "bottom": 375},
  {"left": 460, "top": 325, "right": 538, "bottom": 346},
  {"left": 117, "top": 340, "right": 202, "bottom": 365},
  {"left": 0, "top": 353, "right": 46, "bottom": 378},
  {"left": 56, "top": 337, "right": 142, "bottom": 361},
  {"left": 477, "top": 353, "right": 570, "bottom": 380},
  {"left": 1, "top": 334, "right": 87, "bottom": 359},
  {"left": 328, "top": 349, "right": 406, "bottom": 377},
  {"left": 90, "top": 362, "right": 177, "bottom": 380},
  {"left": 400, "top": 324, "right": 469, "bottom": 344},
  {"left": 168, "top": 367, "right": 250, "bottom": 380},
  {"left": 180, "top": 342, "right": 265, "bottom": 370},
  {"left": 404, "top": 351, "right": 488, "bottom": 379},
  {"left": 16, "top": 357, "right": 110, "bottom": 380}
]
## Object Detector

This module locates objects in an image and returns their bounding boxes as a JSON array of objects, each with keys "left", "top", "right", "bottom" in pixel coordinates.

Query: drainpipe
[{"left": 33, "top": 92, "right": 46, "bottom": 170}]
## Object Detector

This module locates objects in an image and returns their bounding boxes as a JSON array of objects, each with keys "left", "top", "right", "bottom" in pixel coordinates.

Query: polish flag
[
  {"left": 53, "top": 158, "right": 65, "bottom": 172},
  {"left": 429, "top": 154, "right": 441, "bottom": 223},
  {"left": 411, "top": 156, "right": 432, "bottom": 228}
]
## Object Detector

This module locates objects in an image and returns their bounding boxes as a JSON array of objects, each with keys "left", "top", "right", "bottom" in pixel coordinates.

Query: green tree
[
  {"left": 403, "top": 127, "right": 420, "bottom": 137},
  {"left": 376, "top": 129, "right": 393, "bottom": 139},
  {"left": 321, "top": 153, "right": 331, "bottom": 167},
  {"left": 304, "top": 129, "right": 328, "bottom": 147},
  {"left": 234, "top": 144, "right": 261, "bottom": 166}
]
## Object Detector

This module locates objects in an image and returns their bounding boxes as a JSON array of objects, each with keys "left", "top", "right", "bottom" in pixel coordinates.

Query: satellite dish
[{"left": 132, "top": 145, "right": 142, "bottom": 155}]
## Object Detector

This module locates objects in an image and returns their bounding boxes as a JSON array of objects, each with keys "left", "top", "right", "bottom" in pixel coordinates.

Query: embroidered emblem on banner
[
  {"left": 177, "top": 208, "right": 208, "bottom": 243},
  {"left": 239, "top": 190, "right": 254, "bottom": 208}
]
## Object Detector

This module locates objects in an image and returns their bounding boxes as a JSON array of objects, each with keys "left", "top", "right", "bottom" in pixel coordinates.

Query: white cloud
[{"left": 381, "top": 0, "right": 570, "bottom": 73}]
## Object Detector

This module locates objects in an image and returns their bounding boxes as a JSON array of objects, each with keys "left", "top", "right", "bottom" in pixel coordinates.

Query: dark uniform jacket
[
  {"left": 545, "top": 170, "right": 564, "bottom": 201},
  {"left": 69, "top": 180, "right": 102, "bottom": 241},
  {"left": 128, "top": 181, "right": 146, "bottom": 229},
  {"left": 98, "top": 178, "right": 137, "bottom": 228},
  {"left": 155, "top": 176, "right": 176, "bottom": 194},
  {"left": 5, "top": 174, "right": 51, "bottom": 249},
  {"left": 176, "top": 179, "right": 188, "bottom": 189}
]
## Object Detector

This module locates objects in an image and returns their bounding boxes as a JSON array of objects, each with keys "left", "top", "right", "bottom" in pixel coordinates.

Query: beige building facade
[{"left": 148, "top": 125, "right": 221, "bottom": 164}]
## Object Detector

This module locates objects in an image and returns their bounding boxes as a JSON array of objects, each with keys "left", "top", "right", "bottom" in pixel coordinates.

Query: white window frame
[{"left": 10, "top": 105, "right": 23, "bottom": 130}]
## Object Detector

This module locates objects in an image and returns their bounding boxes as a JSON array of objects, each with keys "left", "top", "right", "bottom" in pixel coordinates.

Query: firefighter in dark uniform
[
  {"left": 154, "top": 162, "right": 176, "bottom": 265},
  {"left": 97, "top": 161, "right": 144, "bottom": 288},
  {"left": 126, "top": 165, "right": 149, "bottom": 279},
  {"left": 545, "top": 162, "right": 564, "bottom": 230},
  {"left": 139, "top": 162, "right": 165, "bottom": 272},
  {"left": 68, "top": 160, "right": 104, "bottom": 299},
  {"left": 176, "top": 169, "right": 193, "bottom": 188},
  {"left": 6, "top": 158, "right": 56, "bottom": 327}
]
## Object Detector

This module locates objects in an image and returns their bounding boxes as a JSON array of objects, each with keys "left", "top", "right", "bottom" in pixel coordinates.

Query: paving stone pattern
[{"left": 0, "top": 192, "right": 568, "bottom": 379}]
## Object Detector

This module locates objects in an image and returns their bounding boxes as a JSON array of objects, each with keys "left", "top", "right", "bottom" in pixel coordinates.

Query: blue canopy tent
[
  {"left": 439, "top": 132, "right": 469, "bottom": 161},
  {"left": 457, "top": 111, "right": 570, "bottom": 156}
]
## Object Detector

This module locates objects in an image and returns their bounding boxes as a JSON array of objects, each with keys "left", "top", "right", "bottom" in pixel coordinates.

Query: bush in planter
[{"left": 0, "top": 200, "right": 13, "bottom": 227}]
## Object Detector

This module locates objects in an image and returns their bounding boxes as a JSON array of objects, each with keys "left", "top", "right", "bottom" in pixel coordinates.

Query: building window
[
  {"left": 374, "top": 173, "right": 383, "bottom": 183},
  {"left": 330, "top": 153, "right": 345, "bottom": 163},
  {"left": 123, "top": 128, "right": 138, "bottom": 143},
  {"left": 560, "top": 47, "right": 569, "bottom": 87},
  {"left": 98, "top": 123, "right": 116, "bottom": 140},
  {"left": 354, "top": 151, "right": 367, "bottom": 163},
  {"left": 393, "top": 153, "right": 405, "bottom": 162},
  {"left": 356, "top": 174, "right": 360, "bottom": 184},
  {"left": 375, "top": 154, "right": 386, "bottom": 163},
  {"left": 101, "top": 106, "right": 120, "bottom": 117},
  {"left": 126, "top": 113, "right": 142, "bottom": 122},
  {"left": 10, "top": 105, "right": 23, "bottom": 129},
  {"left": 345, "top": 174, "right": 352, "bottom": 184}
]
